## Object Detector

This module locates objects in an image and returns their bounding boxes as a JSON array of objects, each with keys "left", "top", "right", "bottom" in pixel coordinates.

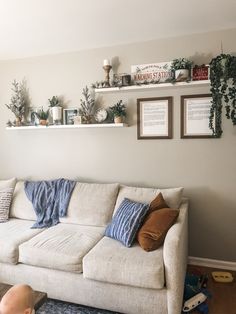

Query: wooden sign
[
  {"left": 192, "top": 65, "right": 209, "bottom": 81},
  {"left": 131, "top": 62, "right": 174, "bottom": 84}
]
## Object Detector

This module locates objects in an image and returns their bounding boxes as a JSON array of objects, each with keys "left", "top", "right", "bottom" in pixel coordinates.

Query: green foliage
[
  {"left": 171, "top": 58, "right": 193, "bottom": 71},
  {"left": 48, "top": 96, "right": 61, "bottom": 107},
  {"left": 79, "top": 86, "right": 95, "bottom": 117},
  {"left": 32, "top": 108, "right": 49, "bottom": 120},
  {"left": 109, "top": 100, "right": 126, "bottom": 117},
  {"left": 5, "top": 80, "right": 28, "bottom": 118},
  {"left": 209, "top": 53, "right": 236, "bottom": 137}
]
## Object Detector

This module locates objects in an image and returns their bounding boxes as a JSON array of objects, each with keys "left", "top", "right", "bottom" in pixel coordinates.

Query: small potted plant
[
  {"left": 5, "top": 80, "right": 28, "bottom": 126},
  {"left": 79, "top": 86, "right": 95, "bottom": 124},
  {"left": 32, "top": 108, "right": 49, "bottom": 126},
  {"left": 48, "top": 96, "right": 62, "bottom": 124},
  {"left": 109, "top": 100, "right": 126, "bottom": 123},
  {"left": 171, "top": 58, "right": 193, "bottom": 81}
]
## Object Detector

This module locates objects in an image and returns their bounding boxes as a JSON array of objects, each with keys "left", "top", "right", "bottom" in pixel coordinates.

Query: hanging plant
[{"left": 209, "top": 54, "right": 236, "bottom": 137}]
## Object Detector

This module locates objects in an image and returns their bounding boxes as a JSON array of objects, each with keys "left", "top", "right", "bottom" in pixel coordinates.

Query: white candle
[{"left": 103, "top": 59, "right": 110, "bottom": 66}]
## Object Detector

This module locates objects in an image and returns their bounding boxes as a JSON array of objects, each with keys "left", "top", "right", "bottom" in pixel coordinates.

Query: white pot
[
  {"left": 175, "top": 69, "right": 189, "bottom": 81},
  {"left": 50, "top": 107, "right": 62, "bottom": 124}
]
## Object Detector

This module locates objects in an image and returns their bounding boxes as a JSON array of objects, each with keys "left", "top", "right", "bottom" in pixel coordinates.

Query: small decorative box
[{"left": 192, "top": 65, "right": 209, "bottom": 81}]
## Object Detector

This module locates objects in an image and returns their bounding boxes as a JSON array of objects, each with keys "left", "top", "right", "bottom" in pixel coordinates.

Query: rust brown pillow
[
  {"left": 148, "top": 192, "right": 169, "bottom": 213},
  {"left": 137, "top": 194, "right": 179, "bottom": 251}
]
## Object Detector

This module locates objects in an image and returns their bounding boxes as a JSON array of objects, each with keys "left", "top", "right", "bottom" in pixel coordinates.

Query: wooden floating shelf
[
  {"left": 6, "top": 123, "right": 128, "bottom": 130},
  {"left": 95, "top": 80, "right": 210, "bottom": 93}
]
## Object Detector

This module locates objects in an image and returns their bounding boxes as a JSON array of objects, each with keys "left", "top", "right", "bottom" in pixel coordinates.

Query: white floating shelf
[
  {"left": 6, "top": 123, "right": 128, "bottom": 130},
  {"left": 95, "top": 80, "right": 210, "bottom": 93}
]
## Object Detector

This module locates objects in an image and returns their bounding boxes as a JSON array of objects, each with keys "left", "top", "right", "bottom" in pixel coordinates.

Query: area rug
[{"left": 36, "top": 299, "right": 120, "bottom": 314}]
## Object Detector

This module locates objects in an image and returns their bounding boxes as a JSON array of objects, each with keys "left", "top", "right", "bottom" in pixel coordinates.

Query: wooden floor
[{"left": 187, "top": 265, "right": 236, "bottom": 314}]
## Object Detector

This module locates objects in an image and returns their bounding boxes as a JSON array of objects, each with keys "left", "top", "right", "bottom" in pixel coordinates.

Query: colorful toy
[
  {"left": 183, "top": 271, "right": 211, "bottom": 314},
  {"left": 183, "top": 292, "right": 207, "bottom": 312},
  {"left": 212, "top": 271, "right": 234, "bottom": 283}
]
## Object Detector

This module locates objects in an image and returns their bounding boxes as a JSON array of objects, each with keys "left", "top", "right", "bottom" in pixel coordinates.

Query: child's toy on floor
[
  {"left": 183, "top": 270, "right": 211, "bottom": 314},
  {"left": 199, "top": 274, "right": 208, "bottom": 288},
  {"left": 212, "top": 271, "right": 234, "bottom": 283},
  {"left": 183, "top": 292, "right": 207, "bottom": 312}
]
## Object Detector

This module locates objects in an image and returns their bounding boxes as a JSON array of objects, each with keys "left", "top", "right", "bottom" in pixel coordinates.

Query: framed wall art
[
  {"left": 181, "top": 94, "right": 214, "bottom": 138},
  {"left": 137, "top": 97, "right": 173, "bottom": 139},
  {"left": 63, "top": 108, "right": 78, "bottom": 125}
]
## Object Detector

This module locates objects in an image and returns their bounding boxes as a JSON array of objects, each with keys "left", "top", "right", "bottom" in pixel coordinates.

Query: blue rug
[{"left": 36, "top": 299, "right": 120, "bottom": 314}]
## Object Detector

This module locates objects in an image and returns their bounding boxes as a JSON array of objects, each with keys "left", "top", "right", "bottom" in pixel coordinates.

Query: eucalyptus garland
[{"left": 209, "top": 54, "right": 236, "bottom": 137}]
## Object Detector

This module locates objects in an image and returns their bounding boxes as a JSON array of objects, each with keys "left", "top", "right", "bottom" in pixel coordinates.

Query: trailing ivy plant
[{"left": 209, "top": 54, "right": 236, "bottom": 137}]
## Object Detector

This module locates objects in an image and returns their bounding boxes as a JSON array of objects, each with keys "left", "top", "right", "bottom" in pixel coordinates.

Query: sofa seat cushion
[
  {"left": 83, "top": 237, "right": 164, "bottom": 289},
  {"left": 0, "top": 218, "right": 43, "bottom": 264},
  {"left": 19, "top": 224, "right": 105, "bottom": 273}
]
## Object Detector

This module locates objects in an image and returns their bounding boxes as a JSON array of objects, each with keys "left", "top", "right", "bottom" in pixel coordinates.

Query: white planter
[
  {"left": 50, "top": 107, "right": 62, "bottom": 124},
  {"left": 175, "top": 69, "right": 189, "bottom": 81}
]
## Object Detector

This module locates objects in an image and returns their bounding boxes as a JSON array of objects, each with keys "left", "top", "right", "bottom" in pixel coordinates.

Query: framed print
[
  {"left": 63, "top": 108, "right": 78, "bottom": 125},
  {"left": 137, "top": 97, "right": 172, "bottom": 139},
  {"left": 181, "top": 94, "right": 214, "bottom": 138}
]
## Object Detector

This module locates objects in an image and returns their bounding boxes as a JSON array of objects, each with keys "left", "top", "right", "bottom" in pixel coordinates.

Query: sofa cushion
[
  {"left": 105, "top": 198, "right": 149, "bottom": 247},
  {"left": 114, "top": 185, "right": 183, "bottom": 214},
  {"left": 60, "top": 182, "right": 119, "bottom": 226},
  {"left": 0, "top": 218, "right": 43, "bottom": 264},
  {"left": 10, "top": 181, "right": 36, "bottom": 221},
  {"left": 19, "top": 224, "right": 105, "bottom": 273},
  {"left": 83, "top": 237, "right": 164, "bottom": 290}
]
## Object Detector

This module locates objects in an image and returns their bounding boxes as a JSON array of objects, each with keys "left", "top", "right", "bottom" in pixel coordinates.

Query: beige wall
[{"left": 0, "top": 28, "right": 236, "bottom": 262}]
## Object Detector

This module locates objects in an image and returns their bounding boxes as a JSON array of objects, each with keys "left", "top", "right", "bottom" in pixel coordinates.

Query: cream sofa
[{"left": 0, "top": 180, "right": 188, "bottom": 314}]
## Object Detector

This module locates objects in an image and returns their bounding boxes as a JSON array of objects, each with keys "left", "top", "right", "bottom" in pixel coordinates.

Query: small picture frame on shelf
[
  {"left": 137, "top": 97, "right": 173, "bottom": 139},
  {"left": 181, "top": 94, "right": 214, "bottom": 138},
  {"left": 63, "top": 109, "right": 78, "bottom": 125}
]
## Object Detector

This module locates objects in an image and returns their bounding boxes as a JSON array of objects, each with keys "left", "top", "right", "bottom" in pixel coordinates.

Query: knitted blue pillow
[{"left": 105, "top": 198, "right": 149, "bottom": 247}]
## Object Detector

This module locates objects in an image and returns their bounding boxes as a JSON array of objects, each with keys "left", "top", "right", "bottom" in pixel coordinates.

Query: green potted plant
[
  {"left": 209, "top": 53, "right": 236, "bottom": 137},
  {"left": 48, "top": 96, "right": 62, "bottom": 124},
  {"left": 79, "top": 86, "right": 95, "bottom": 124},
  {"left": 109, "top": 100, "right": 126, "bottom": 123},
  {"left": 32, "top": 108, "right": 49, "bottom": 126},
  {"left": 5, "top": 80, "right": 28, "bottom": 126},
  {"left": 171, "top": 58, "right": 193, "bottom": 82}
]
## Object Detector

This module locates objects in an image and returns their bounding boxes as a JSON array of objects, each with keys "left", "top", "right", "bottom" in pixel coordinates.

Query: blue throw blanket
[{"left": 24, "top": 179, "right": 76, "bottom": 228}]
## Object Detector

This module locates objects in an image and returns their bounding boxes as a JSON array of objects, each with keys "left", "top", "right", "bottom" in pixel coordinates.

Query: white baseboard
[{"left": 188, "top": 256, "right": 236, "bottom": 271}]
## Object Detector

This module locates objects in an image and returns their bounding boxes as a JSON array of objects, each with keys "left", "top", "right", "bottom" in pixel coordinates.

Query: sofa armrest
[{"left": 163, "top": 198, "right": 188, "bottom": 314}]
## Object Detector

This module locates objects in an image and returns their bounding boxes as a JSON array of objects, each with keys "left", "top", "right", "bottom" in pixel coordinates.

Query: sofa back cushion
[
  {"left": 10, "top": 181, "right": 37, "bottom": 220},
  {"left": 0, "top": 178, "right": 17, "bottom": 190},
  {"left": 114, "top": 185, "right": 183, "bottom": 215},
  {"left": 60, "top": 182, "right": 119, "bottom": 227}
]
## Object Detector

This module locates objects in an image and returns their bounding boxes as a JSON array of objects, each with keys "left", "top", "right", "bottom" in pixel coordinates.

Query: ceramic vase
[
  {"left": 51, "top": 107, "right": 62, "bottom": 124},
  {"left": 175, "top": 69, "right": 189, "bottom": 81}
]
